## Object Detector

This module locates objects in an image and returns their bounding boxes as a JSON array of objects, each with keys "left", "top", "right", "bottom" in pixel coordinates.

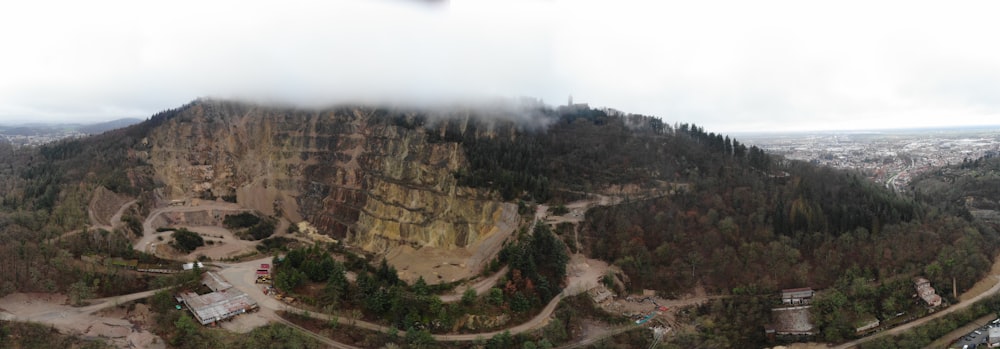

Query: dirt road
[
  {"left": 274, "top": 316, "right": 363, "bottom": 349},
  {"left": 122, "top": 193, "right": 627, "bottom": 345},
  {"left": 214, "top": 254, "right": 609, "bottom": 342},
  {"left": 90, "top": 199, "right": 137, "bottom": 232},
  {"left": 0, "top": 288, "right": 167, "bottom": 348},
  {"left": 439, "top": 266, "right": 509, "bottom": 303},
  {"left": 46, "top": 199, "right": 137, "bottom": 245},
  {"left": 134, "top": 201, "right": 249, "bottom": 255}
]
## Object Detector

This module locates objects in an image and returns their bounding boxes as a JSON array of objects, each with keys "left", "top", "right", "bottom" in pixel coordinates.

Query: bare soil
[
  {"left": 0, "top": 293, "right": 165, "bottom": 349},
  {"left": 88, "top": 187, "right": 132, "bottom": 227},
  {"left": 386, "top": 203, "right": 519, "bottom": 285},
  {"left": 184, "top": 226, "right": 259, "bottom": 261}
]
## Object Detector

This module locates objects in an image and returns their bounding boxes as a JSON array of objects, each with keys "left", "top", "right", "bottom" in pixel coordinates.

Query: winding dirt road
[
  {"left": 213, "top": 253, "right": 609, "bottom": 343},
  {"left": 116, "top": 193, "right": 627, "bottom": 346},
  {"left": 46, "top": 199, "right": 137, "bottom": 244},
  {"left": 0, "top": 287, "right": 169, "bottom": 348},
  {"left": 438, "top": 266, "right": 509, "bottom": 303},
  {"left": 133, "top": 201, "right": 249, "bottom": 255}
]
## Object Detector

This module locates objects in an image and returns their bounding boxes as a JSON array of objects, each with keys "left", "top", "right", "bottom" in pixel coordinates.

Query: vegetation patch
[
  {"left": 256, "top": 236, "right": 296, "bottom": 253},
  {"left": 859, "top": 292, "right": 1000, "bottom": 348},
  {"left": 271, "top": 230, "right": 570, "bottom": 335},
  {"left": 224, "top": 212, "right": 276, "bottom": 241},
  {"left": 0, "top": 320, "right": 114, "bottom": 349},
  {"left": 170, "top": 228, "right": 204, "bottom": 253}
]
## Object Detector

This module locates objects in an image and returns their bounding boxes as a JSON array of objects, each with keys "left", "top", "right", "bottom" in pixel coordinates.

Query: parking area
[{"left": 953, "top": 318, "right": 1000, "bottom": 349}]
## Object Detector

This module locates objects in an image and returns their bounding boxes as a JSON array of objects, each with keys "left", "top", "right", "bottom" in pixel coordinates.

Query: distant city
[
  {"left": 0, "top": 118, "right": 141, "bottom": 148},
  {"left": 738, "top": 126, "right": 1000, "bottom": 193}
]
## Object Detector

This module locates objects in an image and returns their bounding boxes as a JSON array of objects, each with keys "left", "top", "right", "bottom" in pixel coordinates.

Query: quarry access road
[
  {"left": 438, "top": 266, "right": 509, "bottom": 303},
  {"left": 0, "top": 287, "right": 167, "bottom": 323},
  {"left": 274, "top": 316, "right": 363, "bottom": 349},
  {"left": 833, "top": 274, "right": 1000, "bottom": 349},
  {"left": 215, "top": 254, "right": 609, "bottom": 343},
  {"left": 134, "top": 201, "right": 250, "bottom": 256},
  {"left": 89, "top": 199, "right": 137, "bottom": 232},
  {"left": 45, "top": 199, "right": 138, "bottom": 245}
]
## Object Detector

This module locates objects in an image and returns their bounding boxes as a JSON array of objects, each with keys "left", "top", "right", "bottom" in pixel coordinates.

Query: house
[
  {"left": 781, "top": 287, "right": 814, "bottom": 305},
  {"left": 914, "top": 277, "right": 942, "bottom": 307}
]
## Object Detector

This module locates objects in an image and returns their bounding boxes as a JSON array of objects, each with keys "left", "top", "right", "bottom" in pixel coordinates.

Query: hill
[{"left": 0, "top": 99, "right": 994, "bottom": 347}]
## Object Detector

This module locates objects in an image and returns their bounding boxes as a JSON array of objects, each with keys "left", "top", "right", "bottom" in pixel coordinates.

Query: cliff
[{"left": 144, "top": 101, "right": 518, "bottom": 282}]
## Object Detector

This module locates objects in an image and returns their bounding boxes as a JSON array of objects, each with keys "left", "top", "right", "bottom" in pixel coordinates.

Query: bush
[
  {"left": 171, "top": 228, "right": 204, "bottom": 253},
  {"left": 461, "top": 288, "right": 477, "bottom": 306},
  {"left": 257, "top": 236, "right": 295, "bottom": 253},
  {"left": 224, "top": 212, "right": 260, "bottom": 229},
  {"left": 551, "top": 205, "right": 569, "bottom": 216},
  {"left": 246, "top": 218, "right": 276, "bottom": 240}
]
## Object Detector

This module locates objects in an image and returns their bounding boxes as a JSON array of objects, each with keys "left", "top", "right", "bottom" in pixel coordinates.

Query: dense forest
[
  {"left": 0, "top": 104, "right": 187, "bottom": 296},
  {"left": 412, "top": 105, "right": 999, "bottom": 345}
]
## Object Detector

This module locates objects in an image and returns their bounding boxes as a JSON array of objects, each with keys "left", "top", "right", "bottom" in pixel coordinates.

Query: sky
[{"left": 1, "top": 0, "right": 999, "bottom": 132}]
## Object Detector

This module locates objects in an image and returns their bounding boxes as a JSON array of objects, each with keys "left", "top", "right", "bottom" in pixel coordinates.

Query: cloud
[{"left": 0, "top": 0, "right": 998, "bottom": 132}]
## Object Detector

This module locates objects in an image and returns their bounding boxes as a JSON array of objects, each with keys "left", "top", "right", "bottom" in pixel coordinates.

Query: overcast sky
[{"left": 1, "top": 0, "right": 998, "bottom": 132}]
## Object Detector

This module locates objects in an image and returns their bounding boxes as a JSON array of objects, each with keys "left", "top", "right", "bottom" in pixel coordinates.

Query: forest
[{"left": 413, "top": 105, "right": 999, "bottom": 345}]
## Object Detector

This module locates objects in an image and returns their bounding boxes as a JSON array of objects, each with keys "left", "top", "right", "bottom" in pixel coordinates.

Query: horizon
[
  {"left": 1, "top": 102, "right": 997, "bottom": 137},
  {"left": 2, "top": 1, "right": 999, "bottom": 133}
]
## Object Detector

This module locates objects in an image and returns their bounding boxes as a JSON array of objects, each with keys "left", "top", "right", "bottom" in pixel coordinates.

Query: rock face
[{"left": 144, "top": 101, "right": 518, "bottom": 282}]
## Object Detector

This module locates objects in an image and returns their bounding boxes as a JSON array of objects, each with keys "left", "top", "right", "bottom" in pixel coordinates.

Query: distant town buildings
[
  {"left": 741, "top": 128, "right": 1000, "bottom": 193},
  {"left": 0, "top": 130, "right": 86, "bottom": 148}
]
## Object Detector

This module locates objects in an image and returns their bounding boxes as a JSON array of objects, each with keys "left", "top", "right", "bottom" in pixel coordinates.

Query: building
[
  {"left": 989, "top": 326, "right": 1000, "bottom": 348},
  {"left": 178, "top": 272, "right": 258, "bottom": 325},
  {"left": 914, "top": 277, "right": 942, "bottom": 307},
  {"left": 781, "top": 287, "right": 815, "bottom": 305}
]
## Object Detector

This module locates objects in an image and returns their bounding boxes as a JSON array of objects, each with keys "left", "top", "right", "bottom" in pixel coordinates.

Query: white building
[{"left": 988, "top": 326, "right": 1000, "bottom": 348}]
